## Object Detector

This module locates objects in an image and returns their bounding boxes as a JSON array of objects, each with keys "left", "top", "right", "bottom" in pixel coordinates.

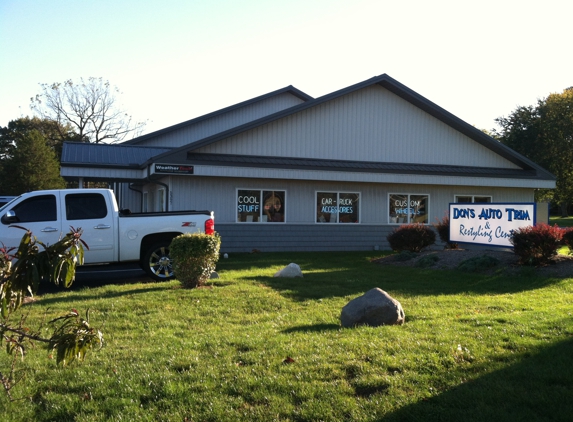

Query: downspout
[{"left": 146, "top": 164, "right": 170, "bottom": 212}]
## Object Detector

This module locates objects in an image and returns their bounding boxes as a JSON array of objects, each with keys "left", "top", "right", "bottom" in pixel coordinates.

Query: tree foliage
[
  {"left": 495, "top": 87, "right": 573, "bottom": 215},
  {"left": 0, "top": 116, "right": 82, "bottom": 164},
  {"left": 0, "top": 228, "right": 103, "bottom": 400},
  {"left": 0, "top": 128, "right": 65, "bottom": 195},
  {"left": 31, "top": 77, "right": 146, "bottom": 144}
]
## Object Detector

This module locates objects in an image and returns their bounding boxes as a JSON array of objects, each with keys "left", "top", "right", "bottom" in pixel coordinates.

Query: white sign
[{"left": 449, "top": 203, "right": 536, "bottom": 247}]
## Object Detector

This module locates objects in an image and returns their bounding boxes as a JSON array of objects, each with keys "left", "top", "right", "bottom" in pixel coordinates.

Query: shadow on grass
[
  {"left": 382, "top": 337, "right": 573, "bottom": 422},
  {"left": 244, "top": 265, "right": 564, "bottom": 302},
  {"left": 218, "top": 251, "right": 565, "bottom": 300},
  {"left": 32, "top": 286, "right": 167, "bottom": 306},
  {"left": 281, "top": 323, "right": 341, "bottom": 333}
]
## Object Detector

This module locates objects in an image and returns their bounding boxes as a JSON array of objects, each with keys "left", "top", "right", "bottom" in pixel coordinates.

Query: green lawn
[
  {"left": 1, "top": 251, "right": 572, "bottom": 421},
  {"left": 550, "top": 216, "right": 573, "bottom": 227}
]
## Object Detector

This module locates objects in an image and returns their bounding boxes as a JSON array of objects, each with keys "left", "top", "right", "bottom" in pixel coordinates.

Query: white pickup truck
[{"left": 0, "top": 189, "right": 215, "bottom": 281}]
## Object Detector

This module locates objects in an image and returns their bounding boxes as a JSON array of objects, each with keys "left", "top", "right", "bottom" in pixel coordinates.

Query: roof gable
[
  {"left": 148, "top": 74, "right": 553, "bottom": 180},
  {"left": 122, "top": 85, "right": 313, "bottom": 146}
]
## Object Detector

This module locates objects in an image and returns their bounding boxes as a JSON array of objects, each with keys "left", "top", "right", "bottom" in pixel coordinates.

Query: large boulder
[
  {"left": 273, "top": 263, "right": 303, "bottom": 278},
  {"left": 340, "top": 288, "right": 405, "bottom": 327}
]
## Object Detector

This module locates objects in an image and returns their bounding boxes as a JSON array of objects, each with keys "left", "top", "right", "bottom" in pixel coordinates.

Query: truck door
[
  {"left": 0, "top": 194, "right": 62, "bottom": 250},
  {"left": 63, "top": 191, "right": 115, "bottom": 264}
]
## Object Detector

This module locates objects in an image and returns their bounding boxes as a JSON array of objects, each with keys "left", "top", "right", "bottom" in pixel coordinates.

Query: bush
[
  {"left": 387, "top": 224, "right": 436, "bottom": 253},
  {"left": 415, "top": 253, "right": 439, "bottom": 268},
  {"left": 169, "top": 232, "right": 221, "bottom": 288},
  {"left": 433, "top": 214, "right": 458, "bottom": 249},
  {"left": 561, "top": 227, "right": 573, "bottom": 251},
  {"left": 510, "top": 223, "right": 562, "bottom": 265},
  {"left": 457, "top": 255, "right": 501, "bottom": 273}
]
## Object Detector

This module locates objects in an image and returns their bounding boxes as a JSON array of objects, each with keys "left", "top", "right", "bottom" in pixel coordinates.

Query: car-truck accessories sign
[{"left": 448, "top": 203, "right": 536, "bottom": 248}]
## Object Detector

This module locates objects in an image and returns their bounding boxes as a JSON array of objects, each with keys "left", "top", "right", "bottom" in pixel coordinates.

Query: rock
[
  {"left": 210, "top": 271, "right": 219, "bottom": 279},
  {"left": 273, "top": 263, "right": 303, "bottom": 278},
  {"left": 340, "top": 288, "right": 405, "bottom": 327}
]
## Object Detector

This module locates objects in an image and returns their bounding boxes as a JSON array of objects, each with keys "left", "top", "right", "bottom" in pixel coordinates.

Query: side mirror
[{"left": 1, "top": 210, "right": 18, "bottom": 225}]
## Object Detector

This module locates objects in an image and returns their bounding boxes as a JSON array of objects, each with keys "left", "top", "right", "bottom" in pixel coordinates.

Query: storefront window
[
  {"left": 455, "top": 195, "right": 492, "bottom": 203},
  {"left": 389, "top": 193, "right": 428, "bottom": 224},
  {"left": 316, "top": 192, "right": 359, "bottom": 223},
  {"left": 237, "top": 189, "right": 285, "bottom": 223}
]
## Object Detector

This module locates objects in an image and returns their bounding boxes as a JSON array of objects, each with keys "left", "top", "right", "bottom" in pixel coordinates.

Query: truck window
[
  {"left": 10, "top": 195, "right": 57, "bottom": 222},
  {"left": 65, "top": 193, "right": 108, "bottom": 220}
]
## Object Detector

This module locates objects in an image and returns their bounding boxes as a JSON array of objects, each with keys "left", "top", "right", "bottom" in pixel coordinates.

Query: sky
[{"left": 1, "top": 0, "right": 572, "bottom": 137}]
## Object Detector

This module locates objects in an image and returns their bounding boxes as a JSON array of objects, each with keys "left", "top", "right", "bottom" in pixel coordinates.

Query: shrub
[
  {"left": 170, "top": 232, "right": 221, "bottom": 288},
  {"left": 433, "top": 214, "right": 458, "bottom": 249},
  {"left": 561, "top": 227, "right": 573, "bottom": 251},
  {"left": 415, "top": 253, "right": 439, "bottom": 268},
  {"left": 457, "top": 255, "right": 501, "bottom": 273},
  {"left": 387, "top": 224, "right": 436, "bottom": 253},
  {"left": 509, "top": 223, "right": 562, "bottom": 265}
]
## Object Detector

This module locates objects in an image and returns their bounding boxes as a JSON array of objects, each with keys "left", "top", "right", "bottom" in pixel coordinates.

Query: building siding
[
  {"left": 195, "top": 85, "right": 520, "bottom": 170},
  {"left": 133, "top": 92, "right": 307, "bottom": 148}
]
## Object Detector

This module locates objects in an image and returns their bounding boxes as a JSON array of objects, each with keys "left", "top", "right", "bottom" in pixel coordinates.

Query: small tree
[
  {"left": 170, "top": 233, "right": 221, "bottom": 288},
  {"left": 0, "top": 227, "right": 103, "bottom": 400}
]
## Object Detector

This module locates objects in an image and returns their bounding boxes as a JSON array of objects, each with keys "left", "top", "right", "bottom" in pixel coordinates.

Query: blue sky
[{"left": 1, "top": 0, "right": 572, "bottom": 137}]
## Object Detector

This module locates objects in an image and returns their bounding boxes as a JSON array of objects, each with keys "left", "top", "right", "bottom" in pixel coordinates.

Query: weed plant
[{"left": 1, "top": 251, "right": 572, "bottom": 421}]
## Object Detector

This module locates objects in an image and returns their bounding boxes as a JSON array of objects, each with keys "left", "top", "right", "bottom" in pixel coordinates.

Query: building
[{"left": 60, "top": 74, "right": 555, "bottom": 253}]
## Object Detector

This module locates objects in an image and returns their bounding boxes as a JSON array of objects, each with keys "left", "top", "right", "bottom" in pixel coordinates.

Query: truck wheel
[{"left": 143, "top": 242, "right": 175, "bottom": 281}]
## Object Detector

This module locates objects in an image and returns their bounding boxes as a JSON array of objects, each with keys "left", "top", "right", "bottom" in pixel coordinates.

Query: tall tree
[
  {"left": 0, "top": 129, "right": 65, "bottom": 194},
  {"left": 0, "top": 117, "right": 83, "bottom": 162},
  {"left": 30, "top": 77, "right": 146, "bottom": 144},
  {"left": 495, "top": 88, "right": 573, "bottom": 216}
]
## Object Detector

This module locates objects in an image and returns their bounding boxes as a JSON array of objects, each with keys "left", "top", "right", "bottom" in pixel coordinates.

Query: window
[
  {"left": 389, "top": 194, "right": 428, "bottom": 224},
  {"left": 455, "top": 195, "right": 492, "bottom": 203},
  {"left": 65, "top": 193, "right": 108, "bottom": 220},
  {"left": 316, "top": 192, "right": 360, "bottom": 223},
  {"left": 8, "top": 195, "right": 57, "bottom": 223},
  {"left": 237, "top": 189, "right": 285, "bottom": 223}
]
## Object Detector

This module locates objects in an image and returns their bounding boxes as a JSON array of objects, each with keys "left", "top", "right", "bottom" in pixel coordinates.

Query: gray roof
[
  {"left": 185, "top": 153, "right": 538, "bottom": 179},
  {"left": 61, "top": 142, "right": 173, "bottom": 167}
]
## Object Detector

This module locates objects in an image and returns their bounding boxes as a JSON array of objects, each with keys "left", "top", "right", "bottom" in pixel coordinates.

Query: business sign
[
  {"left": 449, "top": 203, "right": 536, "bottom": 248},
  {"left": 154, "top": 164, "right": 194, "bottom": 174}
]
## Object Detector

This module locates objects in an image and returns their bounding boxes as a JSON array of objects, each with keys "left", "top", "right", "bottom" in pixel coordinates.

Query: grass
[
  {"left": 1, "top": 251, "right": 573, "bottom": 421},
  {"left": 550, "top": 215, "right": 573, "bottom": 227}
]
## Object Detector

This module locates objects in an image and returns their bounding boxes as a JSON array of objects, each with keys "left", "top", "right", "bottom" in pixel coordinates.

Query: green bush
[
  {"left": 510, "top": 223, "right": 562, "bottom": 265},
  {"left": 433, "top": 214, "right": 458, "bottom": 249},
  {"left": 387, "top": 224, "right": 436, "bottom": 253},
  {"left": 457, "top": 255, "right": 501, "bottom": 273},
  {"left": 169, "top": 232, "right": 221, "bottom": 288},
  {"left": 561, "top": 227, "right": 573, "bottom": 251},
  {"left": 415, "top": 253, "right": 439, "bottom": 268}
]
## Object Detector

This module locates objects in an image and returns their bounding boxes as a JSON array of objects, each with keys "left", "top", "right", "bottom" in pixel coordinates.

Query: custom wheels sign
[{"left": 449, "top": 203, "right": 536, "bottom": 247}]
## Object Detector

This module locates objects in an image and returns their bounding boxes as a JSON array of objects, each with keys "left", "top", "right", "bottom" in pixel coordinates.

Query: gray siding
[
  {"left": 196, "top": 85, "right": 520, "bottom": 170},
  {"left": 165, "top": 176, "right": 533, "bottom": 225},
  {"left": 216, "top": 223, "right": 396, "bottom": 253},
  {"left": 134, "top": 92, "right": 306, "bottom": 148}
]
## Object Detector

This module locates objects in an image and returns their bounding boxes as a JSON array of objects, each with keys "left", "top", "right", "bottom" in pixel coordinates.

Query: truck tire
[{"left": 142, "top": 242, "right": 175, "bottom": 281}]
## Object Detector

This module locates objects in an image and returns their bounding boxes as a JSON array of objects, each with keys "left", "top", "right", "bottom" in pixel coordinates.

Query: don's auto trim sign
[{"left": 448, "top": 203, "right": 536, "bottom": 247}]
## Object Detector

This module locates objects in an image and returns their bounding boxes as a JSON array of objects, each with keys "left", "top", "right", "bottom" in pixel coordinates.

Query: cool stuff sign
[{"left": 449, "top": 203, "right": 536, "bottom": 247}]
